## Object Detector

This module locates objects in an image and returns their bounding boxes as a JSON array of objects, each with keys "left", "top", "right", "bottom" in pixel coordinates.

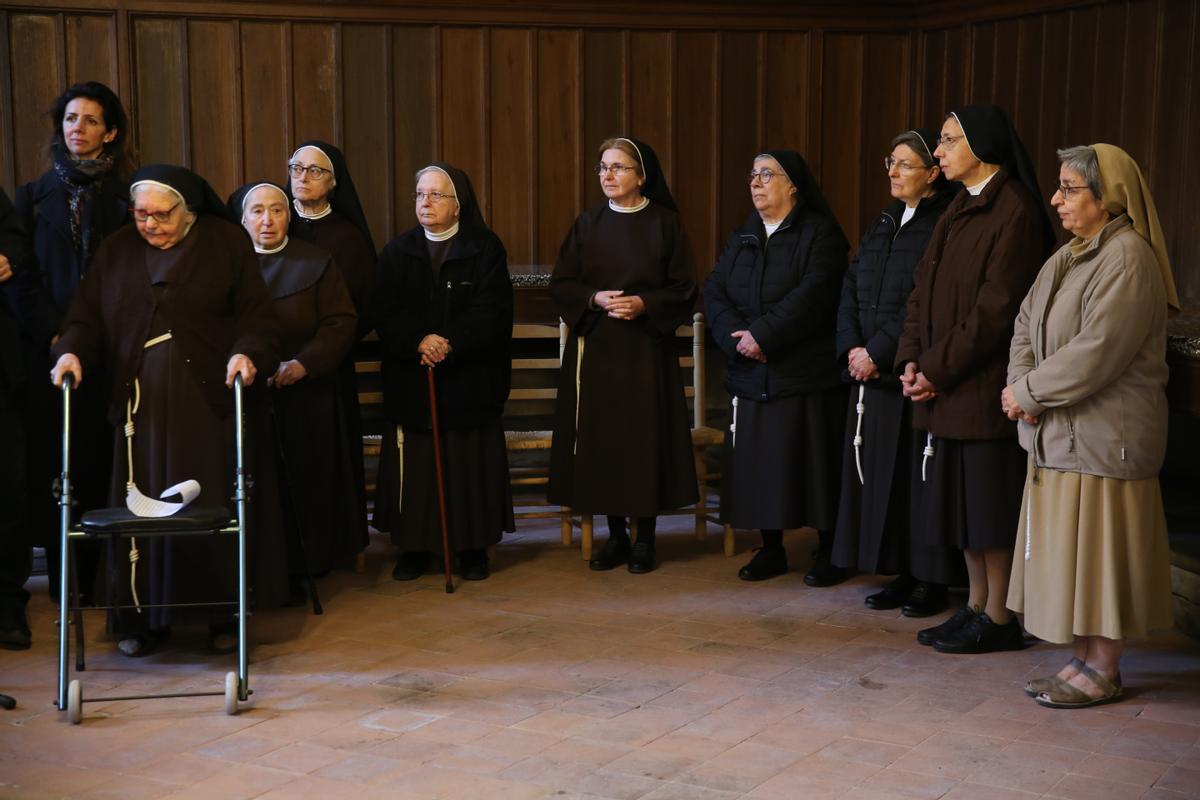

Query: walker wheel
[
  {"left": 67, "top": 680, "right": 82, "bottom": 724},
  {"left": 224, "top": 672, "right": 239, "bottom": 715}
]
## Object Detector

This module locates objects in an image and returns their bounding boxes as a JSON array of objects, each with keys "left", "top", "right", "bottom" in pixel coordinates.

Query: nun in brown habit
[
  {"left": 229, "top": 181, "right": 361, "bottom": 595},
  {"left": 374, "top": 163, "right": 514, "bottom": 581},
  {"left": 548, "top": 137, "right": 698, "bottom": 575},
  {"left": 51, "top": 164, "right": 285, "bottom": 656}
]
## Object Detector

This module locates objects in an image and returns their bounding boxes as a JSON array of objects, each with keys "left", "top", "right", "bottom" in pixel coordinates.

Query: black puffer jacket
[
  {"left": 835, "top": 187, "right": 956, "bottom": 388},
  {"left": 375, "top": 226, "right": 513, "bottom": 430},
  {"left": 704, "top": 203, "right": 848, "bottom": 401}
]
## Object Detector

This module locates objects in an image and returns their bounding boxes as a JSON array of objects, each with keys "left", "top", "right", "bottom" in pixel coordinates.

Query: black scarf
[{"left": 52, "top": 144, "right": 113, "bottom": 261}]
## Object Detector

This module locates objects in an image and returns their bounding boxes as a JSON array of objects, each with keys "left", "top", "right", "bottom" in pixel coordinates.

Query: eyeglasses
[
  {"left": 748, "top": 168, "right": 786, "bottom": 185},
  {"left": 412, "top": 191, "right": 456, "bottom": 203},
  {"left": 595, "top": 162, "right": 637, "bottom": 176},
  {"left": 884, "top": 156, "right": 929, "bottom": 173},
  {"left": 287, "top": 163, "right": 333, "bottom": 179},
  {"left": 1056, "top": 183, "right": 1090, "bottom": 199},
  {"left": 132, "top": 202, "right": 181, "bottom": 224},
  {"left": 936, "top": 134, "right": 964, "bottom": 150}
]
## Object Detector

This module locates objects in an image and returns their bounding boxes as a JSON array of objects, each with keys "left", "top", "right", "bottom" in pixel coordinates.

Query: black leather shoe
[
  {"left": 589, "top": 537, "right": 631, "bottom": 571},
  {"left": 392, "top": 551, "right": 431, "bottom": 581},
  {"left": 0, "top": 620, "right": 31, "bottom": 651},
  {"left": 933, "top": 612, "right": 1025, "bottom": 654},
  {"left": 917, "top": 606, "right": 975, "bottom": 646},
  {"left": 864, "top": 575, "right": 916, "bottom": 609},
  {"left": 900, "top": 582, "right": 948, "bottom": 618},
  {"left": 460, "top": 549, "right": 490, "bottom": 581},
  {"left": 738, "top": 546, "right": 788, "bottom": 581},
  {"left": 627, "top": 540, "right": 656, "bottom": 574},
  {"left": 803, "top": 553, "right": 848, "bottom": 587}
]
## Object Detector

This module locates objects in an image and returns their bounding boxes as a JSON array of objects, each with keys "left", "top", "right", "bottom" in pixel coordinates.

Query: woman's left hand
[
  {"left": 419, "top": 334, "right": 452, "bottom": 367},
  {"left": 731, "top": 330, "right": 766, "bottom": 362},
  {"left": 270, "top": 359, "right": 308, "bottom": 387},
  {"left": 226, "top": 354, "right": 257, "bottom": 387},
  {"left": 1000, "top": 385, "right": 1039, "bottom": 424},
  {"left": 606, "top": 294, "right": 645, "bottom": 321}
]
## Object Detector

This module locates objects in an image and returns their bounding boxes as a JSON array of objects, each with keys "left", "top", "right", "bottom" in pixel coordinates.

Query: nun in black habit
[
  {"left": 286, "top": 140, "right": 374, "bottom": 547},
  {"left": 895, "top": 105, "right": 1054, "bottom": 654},
  {"left": 548, "top": 137, "right": 698, "bottom": 575},
  {"left": 830, "top": 128, "right": 959, "bottom": 615},
  {"left": 374, "top": 163, "right": 514, "bottom": 581},
  {"left": 51, "top": 165, "right": 285, "bottom": 655},
  {"left": 229, "top": 181, "right": 361, "bottom": 590},
  {"left": 703, "top": 150, "right": 849, "bottom": 584}
]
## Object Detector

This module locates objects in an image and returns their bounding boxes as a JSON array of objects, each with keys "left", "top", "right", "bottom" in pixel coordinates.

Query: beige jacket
[{"left": 1008, "top": 215, "right": 1169, "bottom": 480}]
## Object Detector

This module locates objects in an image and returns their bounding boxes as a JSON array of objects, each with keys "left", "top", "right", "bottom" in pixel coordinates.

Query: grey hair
[
  {"left": 1056, "top": 145, "right": 1102, "bottom": 200},
  {"left": 890, "top": 131, "right": 936, "bottom": 168}
]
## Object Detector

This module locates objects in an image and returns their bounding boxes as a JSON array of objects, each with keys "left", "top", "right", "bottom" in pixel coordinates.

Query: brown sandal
[
  {"left": 1035, "top": 664, "right": 1123, "bottom": 709},
  {"left": 1024, "top": 656, "right": 1084, "bottom": 697}
]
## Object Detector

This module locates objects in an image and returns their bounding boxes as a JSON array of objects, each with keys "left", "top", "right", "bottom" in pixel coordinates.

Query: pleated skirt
[
  {"left": 719, "top": 387, "right": 846, "bottom": 532},
  {"left": 1006, "top": 460, "right": 1173, "bottom": 643}
]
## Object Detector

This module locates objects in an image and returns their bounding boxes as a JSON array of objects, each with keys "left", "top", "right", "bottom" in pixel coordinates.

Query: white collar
[
  {"left": 293, "top": 198, "right": 332, "bottom": 220},
  {"left": 254, "top": 236, "right": 288, "bottom": 255},
  {"left": 424, "top": 221, "right": 459, "bottom": 241},
  {"left": 966, "top": 171, "right": 997, "bottom": 196},
  {"left": 609, "top": 197, "right": 649, "bottom": 214}
]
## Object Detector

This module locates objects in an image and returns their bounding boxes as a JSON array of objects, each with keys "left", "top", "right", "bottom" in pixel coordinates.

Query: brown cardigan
[{"left": 895, "top": 168, "right": 1050, "bottom": 441}]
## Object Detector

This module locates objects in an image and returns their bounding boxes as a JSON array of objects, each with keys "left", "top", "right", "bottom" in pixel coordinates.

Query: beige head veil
[{"left": 1092, "top": 143, "right": 1180, "bottom": 313}]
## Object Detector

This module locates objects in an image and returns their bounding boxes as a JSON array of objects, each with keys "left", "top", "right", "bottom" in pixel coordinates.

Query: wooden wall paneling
[
  {"left": 0, "top": 12, "right": 15, "bottom": 192},
  {"left": 762, "top": 32, "right": 809, "bottom": 156},
  {"left": 1153, "top": 0, "right": 1196, "bottom": 302},
  {"left": 291, "top": 22, "right": 339, "bottom": 147},
  {"left": 819, "top": 33, "right": 863, "bottom": 240},
  {"left": 440, "top": 27, "right": 488, "bottom": 220},
  {"left": 582, "top": 28, "right": 627, "bottom": 209},
  {"left": 489, "top": 27, "right": 534, "bottom": 265},
  {"left": 717, "top": 31, "right": 759, "bottom": 246},
  {"left": 862, "top": 33, "right": 911, "bottom": 234},
  {"left": 1119, "top": 0, "right": 1157, "bottom": 169},
  {"left": 1012, "top": 15, "right": 1046, "bottom": 192},
  {"left": 1036, "top": 11, "right": 1069, "bottom": 235},
  {"left": 132, "top": 17, "right": 187, "bottom": 168},
  {"left": 969, "top": 21, "right": 996, "bottom": 103},
  {"left": 918, "top": 29, "right": 946, "bottom": 124},
  {"left": 10, "top": 14, "right": 63, "bottom": 185},
  {"left": 1181, "top": 1, "right": 1200, "bottom": 305},
  {"left": 65, "top": 14, "right": 117, "bottom": 88},
  {"left": 1092, "top": 1, "right": 1128, "bottom": 142},
  {"left": 990, "top": 18, "right": 1019, "bottom": 117},
  {"left": 392, "top": 26, "right": 437, "bottom": 238},
  {"left": 342, "top": 24, "right": 391, "bottom": 247},
  {"left": 673, "top": 30, "right": 718, "bottom": 272},
  {"left": 534, "top": 28, "right": 579, "bottom": 265},
  {"left": 629, "top": 30, "right": 674, "bottom": 185},
  {"left": 187, "top": 20, "right": 239, "bottom": 197},
  {"left": 1062, "top": 5, "right": 1099, "bottom": 149},
  {"left": 239, "top": 22, "right": 288, "bottom": 188}
]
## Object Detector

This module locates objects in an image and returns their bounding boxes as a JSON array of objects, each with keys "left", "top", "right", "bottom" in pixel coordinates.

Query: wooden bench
[{"left": 357, "top": 315, "right": 731, "bottom": 557}]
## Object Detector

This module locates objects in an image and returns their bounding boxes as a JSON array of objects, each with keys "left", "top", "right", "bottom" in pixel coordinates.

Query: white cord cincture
[
  {"left": 853, "top": 384, "right": 865, "bottom": 485},
  {"left": 921, "top": 432, "right": 935, "bottom": 483},
  {"left": 730, "top": 396, "right": 739, "bottom": 448}
]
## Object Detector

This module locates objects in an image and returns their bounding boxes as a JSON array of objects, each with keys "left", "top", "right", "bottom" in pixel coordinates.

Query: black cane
[
  {"left": 426, "top": 367, "right": 454, "bottom": 594},
  {"left": 268, "top": 395, "right": 323, "bottom": 615}
]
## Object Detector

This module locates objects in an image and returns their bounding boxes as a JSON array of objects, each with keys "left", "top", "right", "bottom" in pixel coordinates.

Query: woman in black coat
[
  {"left": 374, "top": 163, "right": 514, "bottom": 581},
  {"left": 704, "top": 150, "right": 849, "bottom": 583},
  {"left": 14, "top": 81, "right": 133, "bottom": 598},
  {"left": 830, "top": 129, "right": 958, "bottom": 615}
]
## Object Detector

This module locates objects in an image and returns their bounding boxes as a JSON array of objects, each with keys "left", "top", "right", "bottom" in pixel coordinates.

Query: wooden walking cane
[{"left": 426, "top": 366, "right": 454, "bottom": 594}]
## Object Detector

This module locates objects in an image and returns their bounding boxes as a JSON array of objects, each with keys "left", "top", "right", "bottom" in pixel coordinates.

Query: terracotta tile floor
[{"left": 2, "top": 520, "right": 1198, "bottom": 799}]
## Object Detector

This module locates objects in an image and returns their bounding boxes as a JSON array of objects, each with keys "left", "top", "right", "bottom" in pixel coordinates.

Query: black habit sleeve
[{"left": 293, "top": 262, "right": 357, "bottom": 378}]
